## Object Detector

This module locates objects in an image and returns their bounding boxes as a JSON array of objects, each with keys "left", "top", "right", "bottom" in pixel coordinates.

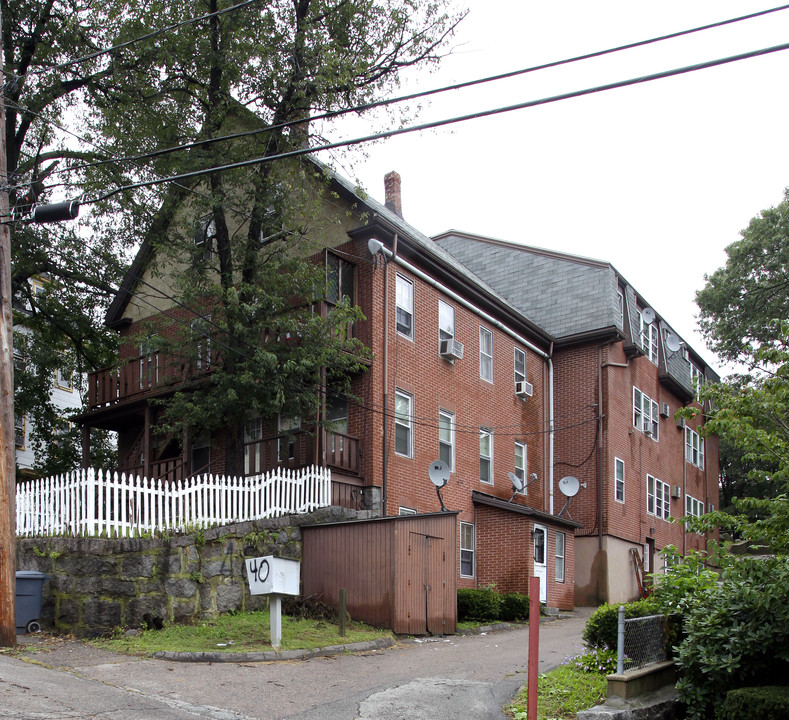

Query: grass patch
[
  {"left": 507, "top": 664, "right": 607, "bottom": 720},
  {"left": 90, "top": 610, "right": 393, "bottom": 655}
]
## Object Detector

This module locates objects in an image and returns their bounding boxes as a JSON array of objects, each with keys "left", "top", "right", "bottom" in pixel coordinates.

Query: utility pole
[{"left": 0, "top": 0, "right": 17, "bottom": 647}]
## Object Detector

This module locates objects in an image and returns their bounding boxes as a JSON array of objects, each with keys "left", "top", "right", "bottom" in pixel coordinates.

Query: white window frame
[
  {"left": 689, "top": 361, "right": 703, "bottom": 397},
  {"left": 480, "top": 326, "right": 493, "bottom": 383},
  {"left": 479, "top": 428, "right": 493, "bottom": 485},
  {"left": 638, "top": 310, "right": 659, "bottom": 364},
  {"left": 647, "top": 474, "right": 670, "bottom": 520},
  {"left": 555, "top": 532, "right": 566, "bottom": 583},
  {"left": 438, "top": 300, "right": 455, "bottom": 344},
  {"left": 514, "top": 347, "right": 527, "bottom": 386},
  {"left": 438, "top": 409, "right": 455, "bottom": 471},
  {"left": 685, "top": 427, "right": 705, "bottom": 469},
  {"left": 514, "top": 441, "right": 527, "bottom": 494},
  {"left": 460, "top": 522, "right": 475, "bottom": 578},
  {"left": 616, "top": 290, "right": 624, "bottom": 328},
  {"left": 394, "top": 389, "right": 414, "bottom": 458},
  {"left": 395, "top": 274, "right": 414, "bottom": 339},
  {"left": 633, "top": 386, "right": 659, "bottom": 440},
  {"left": 614, "top": 457, "right": 625, "bottom": 503},
  {"left": 685, "top": 494, "right": 705, "bottom": 519}
]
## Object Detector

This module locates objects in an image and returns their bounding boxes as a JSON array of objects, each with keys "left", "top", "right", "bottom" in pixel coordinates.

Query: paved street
[{"left": 0, "top": 608, "right": 594, "bottom": 720}]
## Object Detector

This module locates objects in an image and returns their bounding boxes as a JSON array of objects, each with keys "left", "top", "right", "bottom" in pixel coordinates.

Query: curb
[{"left": 152, "top": 636, "right": 395, "bottom": 663}]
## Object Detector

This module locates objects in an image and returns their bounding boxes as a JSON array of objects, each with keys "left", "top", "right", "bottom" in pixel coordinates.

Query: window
[
  {"left": 139, "top": 341, "right": 159, "bottom": 389},
  {"left": 399, "top": 506, "right": 417, "bottom": 516},
  {"left": 191, "top": 317, "right": 212, "bottom": 371},
  {"left": 394, "top": 390, "right": 414, "bottom": 457},
  {"left": 438, "top": 300, "right": 455, "bottom": 343},
  {"left": 278, "top": 415, "right": 300, "bottom": 462},
  {"left": 326, "top": 252, "right": 355, "bottom": 305},
  {"left": 438, "top": 409, "right": 455, "bottom": 470},
  {"left": 685, "top": 427, "right": 705, "bottom": 469},
  {"left": 480, "top": 326, "right": 493, "bottom": 382},
  {"left": 685, "top": 494, "right": 705, "bottom": 519},
  {"left": 54, "top": 418, "right": 72, "bottom": 447},
  {"left": 639, "top": 310, "right": 658, "bottom": 364},
  {"left": 514, "top": 348, "right": 527, "bottom": 386},
  {"left": 191, "top": 434, "right": 210, "bottom": 474},
  {"left": 514, "top": 441, "right": 527, "bottom": 492},
  {"left": 614, "top": 457, "right": 625, "bottom": 503},
  {"left": 633, "top": 386, "right": 659, "bottom": 440},
  {"left": 555, "top": 532, "right": 566, "bottom": 583},
  {"left": 194, "top": 214, "right": 216, "bottom": 262},
  {"left": 460, "top": 522, "right": 475, "bottom": 577},
  {"left": 480, "top": 428, "right": 493, "bottom": 484},
  {"left": 395, "top": 274, "right": 414, "bottom": 338},
  {"left": 14, "top": 415, "right": 25, "bottom": 449},
  {"left": 647, "top": 474, "right": 670, "bottom": 520},
  {"left": 244, "top": 416, "right": 263, "bottom": 475},
  {"left": 689, "top": 361, "right": 703, "bottom": 397},
  {"left": 616, "top": 290, "right": 624, "bottom": 328},
  {"left": 55, "top": 365, "right": 73, "bottom": 391}
]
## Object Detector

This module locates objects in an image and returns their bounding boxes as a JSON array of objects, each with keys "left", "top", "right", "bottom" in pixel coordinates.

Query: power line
[
  {"left": 11, "top": 2, "right": 789, "bottom": 190},
  {"left": 80, "top": 38, "right": 789, "bottom": 207}
]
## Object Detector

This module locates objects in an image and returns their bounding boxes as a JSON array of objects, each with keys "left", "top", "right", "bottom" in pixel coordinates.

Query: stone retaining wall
[{"left": 16, "top": 506, "right": 368, "bottom": 637}]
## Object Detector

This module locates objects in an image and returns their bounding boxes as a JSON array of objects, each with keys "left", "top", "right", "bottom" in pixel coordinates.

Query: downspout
[
  {"left": 380, "top": 235, "right": 397, "bottom": 516},
  {"left": 548, "top": 342, "right": 555, "bottom": 516},
  {"left": 374, "top": 242, "right": 555, "bottom": 513},
  {"left": 598, "top": 345, "right": 604, "bottom": 549}
]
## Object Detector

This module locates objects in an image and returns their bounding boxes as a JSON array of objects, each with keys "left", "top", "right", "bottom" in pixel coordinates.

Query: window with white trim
[
  {"left": 395, "top": 274, "right": 414, "bottom": 338},
  {"left": 615, "top": 457, "right": 625, "bottom": 503},
  {"left": 480, "top": 326, "right": 493, "bottom": 382},
  {"left": 480, "top": 428, "right": 493, "bottom": 484},
  {"left": 244, "top": 416, "right": 263, "bottom": 475},
  {"left": 638, "top": 310, "right": 659, "bottom": 364},
  {"left": 616, "top": 290, "right": 624, "bottom": 328},
  {"left": 689, "top": 361, "right": 703, "bottom": 397},
  {"left": 394, "top": 390, "right": 414, "bottom": 457},
  {"left": 438, "top": 300, "right": 455, "bottom": 343},
  {"left": 633, "top": 387, "right": 659, "bottom": 440},
  {"left": 438, "top": 409, "right": 455, "bottom": 471},
  {"left": 685, "top": 427, "right": 705, "bottom": 469},
  {"left": 647, "top": 474, "right": 670, "bottom": 520},
  {"left": 514, "top": 347, "right": 526, "bottom": 386},
  {"left": 555, "top": 532, "right": 566, "bottom": 583},
  {"left": 685, "top": 494, "right": 705, "bottom": 519},
  {"left": 194, "top": 214, "right": 216, "bottom": 262},
  {"left": 514, "top": 441, "right": 527, "bottom": 493},
  {"left": 460, "top": 522, "right": 475, "bottom": 577},
  {"left": 191, "top": 317, "right": 212, "bottom": 371},
  {"left": 14, "top": 414, "right": 25, "bottom": 449}
]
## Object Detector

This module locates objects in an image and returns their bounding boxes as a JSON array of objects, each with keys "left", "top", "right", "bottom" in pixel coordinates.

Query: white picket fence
[{"left": 15, "top": 466, "right": 332, "bottom": 538}]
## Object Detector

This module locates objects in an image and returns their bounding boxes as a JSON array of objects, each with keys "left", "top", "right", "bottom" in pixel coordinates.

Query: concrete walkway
[{"left": 1, "top": 608, "right": 595, "bottom": 720}]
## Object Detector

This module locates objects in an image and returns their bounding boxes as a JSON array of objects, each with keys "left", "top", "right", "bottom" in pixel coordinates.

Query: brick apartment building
[
  {"left": 77, "top": 164, "right": 579, "bottom": 610},
  {"left": 433, "top": 231, "right": 720, "bottom": 605}
]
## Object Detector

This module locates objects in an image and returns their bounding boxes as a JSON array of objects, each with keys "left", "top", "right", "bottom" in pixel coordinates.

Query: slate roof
[{"left": 433, "top": 231, "right": 621, "bottom": 342}]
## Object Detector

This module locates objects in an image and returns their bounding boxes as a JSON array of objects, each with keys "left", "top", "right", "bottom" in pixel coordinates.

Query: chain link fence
[{"left": 617, "top": 609, "right": 668, "bottom": 673}]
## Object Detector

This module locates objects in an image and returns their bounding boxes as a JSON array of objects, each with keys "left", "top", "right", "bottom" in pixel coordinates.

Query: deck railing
[{"left": 16, "top": 465, "right": 332, "bottom": 538}]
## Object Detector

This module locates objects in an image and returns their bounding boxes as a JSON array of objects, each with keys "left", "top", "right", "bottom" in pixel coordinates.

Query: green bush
[
  {"left": 499, "top": 592, "right": 530, "bottom": 621},
  {"left": 457, "top": 586, "right": 502, "bottom": 622},
  {"left": 582, "top": 598, "right": 659, "bottom": 652},
  {"left": 675, "top": 555, "right": 789, "bottom": 720},
  {"left": 719, "top": 686, "right": 789, "bottom": 720}
]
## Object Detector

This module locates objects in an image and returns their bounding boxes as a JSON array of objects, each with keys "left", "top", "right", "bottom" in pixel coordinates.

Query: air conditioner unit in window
[
  {"left": 661, "top": 402, "right": 671, "bottom": 418},
  {"left": 672, "top": 485, "right": 682, "bottom": 499},
  {"left": 515, "top": 380, "right": 534, "bottom": 398},
  {"left": 439, "top": 338, "right": 464, "bottom": 361},
  {"left": 676, "top": 416, "right": 687, "bottom": 430}
]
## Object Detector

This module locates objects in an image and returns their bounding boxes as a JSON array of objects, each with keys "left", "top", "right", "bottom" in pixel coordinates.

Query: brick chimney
[{"left": 384, "top": 171, "right": 403, "bottom": 218}]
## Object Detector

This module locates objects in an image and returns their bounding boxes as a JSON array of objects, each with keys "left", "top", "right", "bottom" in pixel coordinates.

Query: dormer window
[{"left": 638, "top": 309, "right": 658, "bottom": 364}]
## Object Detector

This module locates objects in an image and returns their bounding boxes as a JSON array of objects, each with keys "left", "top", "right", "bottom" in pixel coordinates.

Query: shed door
[{"left": 406, "top": 531, "right": 448, "bottom": 635}]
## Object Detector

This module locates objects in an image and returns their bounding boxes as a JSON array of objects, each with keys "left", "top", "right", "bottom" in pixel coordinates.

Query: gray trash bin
[{"left": 16, "top": 570, "right": 48, "bottom": 634}]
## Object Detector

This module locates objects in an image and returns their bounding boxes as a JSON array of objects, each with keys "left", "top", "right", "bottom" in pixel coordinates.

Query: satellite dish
[
  {"left": 429, "top": 460, "right": 450, "bottom": 488},
  {"left": 558, "top": 475, "right": 580, "bottom": 498},
  {"left": 367, "top": 238, "right": 384, "bottom": 256},
  {"left": 641, "top": 307, "right": 656, "bottom": 324},
  {"left": 508, "top": 471, "right": 525, "bottom": 493},
  {"left": 665, "top": 333, "right": 681, "bottom": 353}
]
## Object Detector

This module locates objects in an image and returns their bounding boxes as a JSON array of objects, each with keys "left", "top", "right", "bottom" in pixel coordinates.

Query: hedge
[
  {"left": 719, "top": 686, "right": 789, "bottom": 720},
  {"left": 457, "top": 587, "right": 529, "bottom": 622}
]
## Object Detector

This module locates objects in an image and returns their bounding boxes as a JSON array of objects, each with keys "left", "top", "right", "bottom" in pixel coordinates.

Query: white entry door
[{"left": 533, "top": 524, "right": 547, "bottom": 604}]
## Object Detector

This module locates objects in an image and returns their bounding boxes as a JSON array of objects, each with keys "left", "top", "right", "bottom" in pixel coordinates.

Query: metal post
[
  {"left": 527, "top": 576, "right": 540, "bottom": 720},
  {"left": 339, "top": 588, "right": 346, "bottom": 637},
  {"left": 270, "top": 594, "right": 282, "bottom": 648},
  {"left": 616, "top": 605, "right": 625, "bottom": 674}
]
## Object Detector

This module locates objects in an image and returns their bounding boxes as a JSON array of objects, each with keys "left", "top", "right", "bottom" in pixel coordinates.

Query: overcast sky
[{"left": 321, "top": 0, "right": 789, "bottom": 376}]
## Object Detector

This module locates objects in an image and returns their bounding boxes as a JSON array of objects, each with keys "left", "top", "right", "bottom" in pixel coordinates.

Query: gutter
[{"left": 374, "top": 242, "right": 557, "bottom": 516}]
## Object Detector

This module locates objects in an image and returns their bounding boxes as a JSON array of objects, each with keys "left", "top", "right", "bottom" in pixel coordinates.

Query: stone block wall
[{"left": 16, "top": 506, "right": 368, "bottom": 637}]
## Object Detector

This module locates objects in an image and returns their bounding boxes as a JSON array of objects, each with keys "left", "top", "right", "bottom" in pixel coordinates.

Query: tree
[
  {"left": 696, "top": 188, "right": 789, "bottom": 367},
  {"left": 86, "top": 0, "right": 463, "bottom": 475}
]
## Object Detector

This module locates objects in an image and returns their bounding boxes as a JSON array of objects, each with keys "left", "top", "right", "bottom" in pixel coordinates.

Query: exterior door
[
  {"left": 533, "top": 524, "right": 547, "bottom": 604},
  {"left": 405, "top": 531, "right": 448, "bottom": 635}
]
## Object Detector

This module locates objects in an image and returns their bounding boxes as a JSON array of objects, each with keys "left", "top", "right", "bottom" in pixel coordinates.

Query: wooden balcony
[{"left": 244, "top": 429, "right": 361, "bottom": 478}]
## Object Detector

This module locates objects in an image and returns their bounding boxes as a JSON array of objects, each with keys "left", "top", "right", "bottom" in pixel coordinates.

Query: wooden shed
[{"left": 301, "top": 512, "right": 457, "bottom": 635}]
